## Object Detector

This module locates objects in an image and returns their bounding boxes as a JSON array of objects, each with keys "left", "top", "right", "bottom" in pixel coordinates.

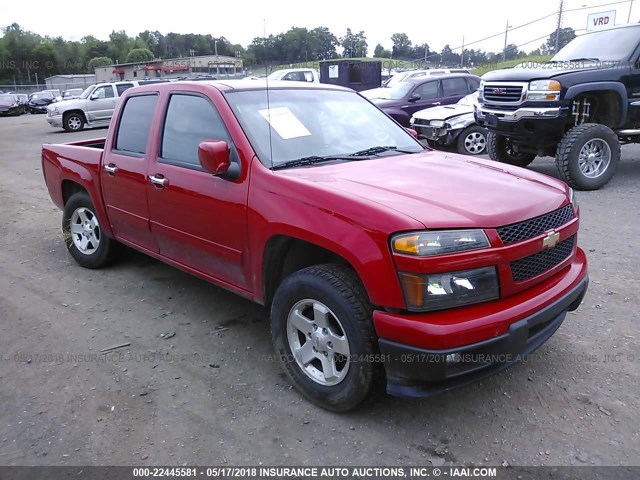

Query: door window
[
  {"left": 114, "top": 95, "right": 158, "bottom": 155},
  {"left": 442, "top": 78, "right": 469, "bottom": 96},
  {"left": 160, "top": 94, "right": 235, "bottom": 169},
  {"left": 93, "top": 86, "right": 115, "bottom": 99},
  {"left": 413, "top": 81, "right": 438, "bottom": 100}
]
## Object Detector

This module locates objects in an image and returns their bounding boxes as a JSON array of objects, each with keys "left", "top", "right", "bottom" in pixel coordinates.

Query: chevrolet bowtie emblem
[{"left": 542, "top": 231, "right": 560, "bottom": 249}]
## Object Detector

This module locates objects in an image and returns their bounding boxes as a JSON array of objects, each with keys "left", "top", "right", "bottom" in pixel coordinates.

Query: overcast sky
[{"left": 1, "top": 0, "right": 637, "bottom": 55}]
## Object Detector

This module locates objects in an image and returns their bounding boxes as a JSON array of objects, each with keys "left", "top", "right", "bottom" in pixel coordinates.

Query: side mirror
[
  {"left": 198, "top": 139, "right": 231, "bottom": 175},
  {"left": 408, "top": 93, "right": 421, "bottom": 102},
  {"left": 90, "top": 93, "right": 99, "bottom": 100}
]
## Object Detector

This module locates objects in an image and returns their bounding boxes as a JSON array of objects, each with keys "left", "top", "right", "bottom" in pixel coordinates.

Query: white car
[
  {"left": 266, "top": 68, "right": 320, "bottom": 83},
  {"left": 410, "top": 91, "right": 487, "bottom": 155}
]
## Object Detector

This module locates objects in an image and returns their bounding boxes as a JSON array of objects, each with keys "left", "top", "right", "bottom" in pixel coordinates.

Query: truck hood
[
  {"left": 50, "top": 98, "right": 86, "bottom": 110},
  {"left": 278, "top": 151, "right": 569, "bottom": 230},
  {"left": 412, "top": 104, "right": 473, "bottom": 121},
  {"left": 482, "top": 62, "right": 603, "bottom": 82}
]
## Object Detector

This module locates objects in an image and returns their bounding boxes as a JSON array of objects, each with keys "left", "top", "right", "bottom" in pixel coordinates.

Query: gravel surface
[{"left": 0, "top": 114, "right": 638, "bottom": 467}]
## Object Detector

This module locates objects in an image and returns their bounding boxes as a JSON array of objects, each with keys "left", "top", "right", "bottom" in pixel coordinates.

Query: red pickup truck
[{"left": 42, "top": 80, "right": 588, "bottom": 411}]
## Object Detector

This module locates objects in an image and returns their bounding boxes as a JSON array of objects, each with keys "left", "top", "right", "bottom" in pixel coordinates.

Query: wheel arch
[
  {"left": 564, "top": 83, "right": 627, "bottom": 128},
  {"left": 262, "top": 235, "right": 366, "bottom": 309}
]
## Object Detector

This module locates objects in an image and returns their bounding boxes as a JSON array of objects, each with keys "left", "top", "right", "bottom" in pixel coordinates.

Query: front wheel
[
  {"left": 556, "top": 123, "right": 620, "bottom": 190},
  {"left": 457, "top": 126, "right": 487, "bottom": 155},
  {"left": 271, "top": 264, "right": 382, "bottom": 412},
  {"left": 62, "top": 192, "right": 119, "bottom": 268},
  {"left": 64, "top": 113, "right": 85, "bottom": 132},
  {"left": 487, "top": 132, "right": 535, "bottom": 167}
]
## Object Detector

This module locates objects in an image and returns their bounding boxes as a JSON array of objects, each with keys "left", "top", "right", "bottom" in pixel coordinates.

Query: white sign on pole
[{"left": 586, "top": 10, "right": 616, "bottom": 32}]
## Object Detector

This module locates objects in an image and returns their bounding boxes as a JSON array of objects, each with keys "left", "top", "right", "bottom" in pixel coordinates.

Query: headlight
[
  {"left": 398, "top": 266, "right": 499, "bottom": 311},
  {"left": 478, "top": 80, "right": 485, "bottom": 100},
  {"left": 392, "top": 229, "right": 490, "bottom": 256},
  {"left": 527, "top": 80, "right": 561, "bottom": 101},
  {"left": 429, "top": 120, "right": 445, "bottom": 128},
  {"left": 49, "top": 107, "right": 59, "bottom": 116},
  {"left": 569, "top": 188, "right": 578, "bottom": 213}
]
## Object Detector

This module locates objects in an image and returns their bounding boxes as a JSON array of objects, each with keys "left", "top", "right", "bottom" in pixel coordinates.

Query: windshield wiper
[
  {"left": 271, "top": 155, "right": 350, "bottom": 170},
  {"left": 566, "top": 57, "right": 600, "bottom": 62},
  {"left": 347, "top": 145, "right": 418, "bottom": 157}
]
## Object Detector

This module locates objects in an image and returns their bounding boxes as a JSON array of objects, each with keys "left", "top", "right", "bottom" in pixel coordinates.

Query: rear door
[
  {"left": 441, "top": 77, "right": 473, "bottom": 105},
  {"left": 100, "top": 93, "right": 159, "bottom": 253},
  {"left": 146, "top": 90, "right": 250, "bottom": 290},
  {"left": 86, "top": 85, "right": 117, "bottom": 121}
]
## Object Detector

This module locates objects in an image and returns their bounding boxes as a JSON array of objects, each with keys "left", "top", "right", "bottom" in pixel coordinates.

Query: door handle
[
  {"left": 150, "top": 174, "right": 169, "bottom": 188},
  {"left": 104, "top": 164, "right": 118, "bottom": 175},
  {"left": 433, "top": 102, "right": 441, "bottom": 106}
]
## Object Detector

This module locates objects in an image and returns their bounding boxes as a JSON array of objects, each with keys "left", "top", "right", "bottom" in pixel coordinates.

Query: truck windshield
[
  {"left": 225, "top": 88, "right": 424, "bottom": 169},
  {"left": 80, "top": 86, "right": 96, "bottom": 99},
  {"left": 551, "top": 26, "right": 640, "bottom": 62}
]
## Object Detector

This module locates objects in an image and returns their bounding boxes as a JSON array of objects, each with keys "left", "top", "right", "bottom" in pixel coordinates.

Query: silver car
[{"left": 410, "top": 92, "right": 487, "bottom": 155}]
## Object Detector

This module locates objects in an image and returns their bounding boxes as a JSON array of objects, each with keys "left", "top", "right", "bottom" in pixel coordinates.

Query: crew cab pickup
[{"left": 42, "top": 80, "right": 588, "bottom": 411}]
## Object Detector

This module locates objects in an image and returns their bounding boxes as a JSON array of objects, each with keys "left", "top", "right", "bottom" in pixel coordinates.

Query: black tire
[
  {"left": 556, "top": 123, "right": 620, "bottom": 190},
  {"left": 63, "top": 112, "right": 85, "bottom": 132},
  {"left": 271, "top": 264, "right": 382, "bottom": 412},
  {"left": 62, "top": 192, "right": 119, "bottom": 268},
  {"left": 487, "top": 132, "right": 536, "bottom": 167},
  {"left": 456, "top": 125, "right": 487, "bottom": 155}
]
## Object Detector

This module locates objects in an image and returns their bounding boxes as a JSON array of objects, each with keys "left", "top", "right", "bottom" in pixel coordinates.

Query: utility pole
[
  {"left": 461, "top": 35, "right": 465, "bottom": 68},
  {"left": 503, "top": 20, "right": 509, "bottom": 62},
  {"left": 555, "top": 0, "right": 564, "bottom": 53},
  {"left": 629, "top": 0, "right": 635, "bottom": 22}
]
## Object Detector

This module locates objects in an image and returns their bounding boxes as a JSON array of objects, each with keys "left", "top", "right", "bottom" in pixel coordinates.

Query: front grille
[
  {"left": 483, "top": 85, "right": 523, "bottom": 103},
  {"left": 497, "top": 204, "right": 576, "bottom": 245},
  {"left": 510, "top": 235, "right": 575, "bottom": 282}
]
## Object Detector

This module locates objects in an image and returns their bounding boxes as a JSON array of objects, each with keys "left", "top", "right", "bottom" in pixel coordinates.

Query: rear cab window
[{"left": 114, "top": 95, "right": 158, "bottom": 156}]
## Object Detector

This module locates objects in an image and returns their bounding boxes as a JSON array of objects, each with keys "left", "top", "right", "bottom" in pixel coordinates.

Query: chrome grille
[
  {"left": 483, "top": 85, "right": 523, "bottom": 103},
  {"left": 510, "top": 235, "right": 575, "bottom": 282},
  {"left": 497, "top": 204, "right": 576, "bottom": 245}
]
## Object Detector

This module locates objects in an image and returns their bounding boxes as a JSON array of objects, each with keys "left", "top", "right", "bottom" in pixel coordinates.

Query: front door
[
  {"left": 100, "top": 93, "right": 159, "bottom": 253},
  {"left": 404, "top": 79, "right": 441, "bottom": 117},
  {"left": 146, "top": 92, "right": 249, "bottom": 290},
  {"left": 86, "top": 85, "right": 117, "bottom": 122}
]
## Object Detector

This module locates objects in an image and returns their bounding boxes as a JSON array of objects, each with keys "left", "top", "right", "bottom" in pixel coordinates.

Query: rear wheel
[
  {"left": 63, "top": 192, "right": 119, "bottom": 268},
  {"left": 271, "top": 264, "right": 382, "bottom": 412},
  {"left": 556, "top": 123, "right": 620, "bottom": 190},
  {"left": 64, "top": 112, "right": 85, "bottom": 132},
  {"left": 487, "top": 132, "right": 535, "bottom": 167},
  {"left": 457, "top": 126, "right": 487, "bottom": 155}
]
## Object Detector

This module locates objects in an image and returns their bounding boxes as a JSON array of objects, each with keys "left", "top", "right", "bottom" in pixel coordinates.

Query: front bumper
[
  {"left": 29, "top": 105, "right": 48, "bottom": 113},
  {"left": 475, "top": 105, "right": 568, "bottom": 146},
  {"left": 412, "top": 124, "right": 452, "bottom": 143},
  {"left": 374, "top": 250, "right": 588, "bottom": 398},
  {"left": 47, "top": 114, "right": 63, "bottom": 127}
]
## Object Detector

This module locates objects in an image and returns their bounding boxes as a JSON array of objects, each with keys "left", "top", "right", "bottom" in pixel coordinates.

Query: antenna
[{"left": 264, "top": 18, "right": 274, "bottom": 170}]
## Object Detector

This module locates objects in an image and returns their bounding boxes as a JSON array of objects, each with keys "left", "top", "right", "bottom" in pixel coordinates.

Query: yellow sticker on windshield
[{"left": 259, "top": 107, "right": 311, "bottom": 140}]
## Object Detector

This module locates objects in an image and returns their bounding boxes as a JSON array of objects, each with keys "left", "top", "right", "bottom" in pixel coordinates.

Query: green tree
[
  {"left": 126, "top": 48, "right": 153, "bottom": 63},
  {"left": 88, "top": 56, "right": 113, "bottom": 69},
  {"left": 340, "top": 29, "right": 367, "bottom": 58},
  {"left": 391, "top": 33, "right": 412, "bottom": 58},
  {"left": 108, "top": 30, "right": 133, "bottom": 63},
  {"left": 544, "top": 27, "right": 576, "bottom": 54}
]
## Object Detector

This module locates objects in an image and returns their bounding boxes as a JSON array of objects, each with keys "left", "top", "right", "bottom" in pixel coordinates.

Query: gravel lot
[{"left": 0, "top": 114, "right": 638, "bottom": 468}]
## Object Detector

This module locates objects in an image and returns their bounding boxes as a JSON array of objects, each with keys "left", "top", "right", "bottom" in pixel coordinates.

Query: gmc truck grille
[
  {"left": 497, "top": 204, "right": 576, "bottom": 245},
  {"left": 510, "top": 235, "right": 575, "bottom": 282},
  {"left": 483, "top": 85, "right": 523, "bottom": 103}
]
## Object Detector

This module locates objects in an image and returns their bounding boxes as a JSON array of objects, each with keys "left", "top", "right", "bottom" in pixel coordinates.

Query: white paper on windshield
[
  {"left": 329, "top": 65, "right": 339, "bottom": 79},
  {"left": 259, "top": 107, "right": 311, "bottom": 140}
]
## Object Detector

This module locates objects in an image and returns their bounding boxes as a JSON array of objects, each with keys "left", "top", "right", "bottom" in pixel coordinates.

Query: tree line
[{"left": 0, "top": 23, "right": 575, "bottom": 84}]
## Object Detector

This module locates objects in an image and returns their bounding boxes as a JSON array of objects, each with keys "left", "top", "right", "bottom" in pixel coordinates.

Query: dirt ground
[{"left": 0, "top": 114, "right": 638, "bottom": 468}]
